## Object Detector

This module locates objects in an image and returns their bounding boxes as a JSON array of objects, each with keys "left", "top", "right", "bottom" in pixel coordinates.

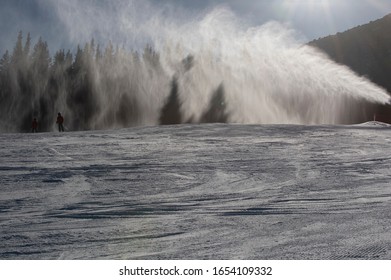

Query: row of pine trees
[
  {"left": 0, "top": 32, "right": 163, "bottom": 132},
  {"left": 0, "top": 32, "right": 228, "bottom": 132}
]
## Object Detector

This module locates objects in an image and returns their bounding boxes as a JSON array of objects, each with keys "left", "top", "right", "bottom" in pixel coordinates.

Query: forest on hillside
[
  {"left": 310, "top": 14, "right": 391, "bottom": 122},
  {"left": 0, "top": 32, "right": 228, "bottom": 133}
]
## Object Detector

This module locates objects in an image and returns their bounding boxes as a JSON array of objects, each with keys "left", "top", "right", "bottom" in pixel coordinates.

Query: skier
[
  {"left": 56, "top": 113, "right": 64, "bottom": 132},
  {"left": 31, "top": 118, "right": 38, "bottom": 133}
]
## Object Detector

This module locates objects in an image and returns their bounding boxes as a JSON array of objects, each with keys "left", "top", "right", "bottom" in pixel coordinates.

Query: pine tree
[
  {"left": 65, "top": 50, "right": 73, "bottom": 67},
  {"left": 23, "top": 32, "right": 31, "bottom": 61},
  {"left": 104, "top": 41, "right": 114, "bottom": 66},
  {"left": 200, "top": 83, "right": 229, "bottom": 123},
  {"left": 53, "top": 50, "right": 65, "bottom": 69},
  {"left": 95, "top": 44, "right": 102, "bottom": 62},
  {"left": 0, "top": 51, "right": 11, "bottom": 105},
  {"left": 11, "top": 31, "right": 23, "bottom": 64},
  {"left": 159, "top": 77, "right": 182, "bottom": 125},
  {"left": 0, "top": 51, "right": 10, "bottom": 72},
  {"left": 31, "top": 37, "right": 51, "bottom": 75}
]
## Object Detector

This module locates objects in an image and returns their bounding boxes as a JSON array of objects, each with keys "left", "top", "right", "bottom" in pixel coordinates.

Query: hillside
[{"left": 310, "top": 14, "right": 391, "bottom": 122}]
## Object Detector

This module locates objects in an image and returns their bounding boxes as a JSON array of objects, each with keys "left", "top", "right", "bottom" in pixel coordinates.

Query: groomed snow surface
[{"left": 1, "top": 123, "right": 391, "bottom": 259}]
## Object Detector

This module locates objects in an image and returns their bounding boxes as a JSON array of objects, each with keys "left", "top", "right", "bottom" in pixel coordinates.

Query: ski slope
[{"left": 1, "top": 123, "right": 391, "bottom": 259}]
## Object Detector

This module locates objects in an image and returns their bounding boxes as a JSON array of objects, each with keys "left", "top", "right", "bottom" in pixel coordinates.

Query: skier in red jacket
[
  {"left": 31, "top": 118, "right": 38, "bottom": 133},
  {"left": 56, "top": 113, "right": 64, "bottom": 132}
]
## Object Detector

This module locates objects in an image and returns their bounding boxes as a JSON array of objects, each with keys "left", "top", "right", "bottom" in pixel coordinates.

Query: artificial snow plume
[
  {"left": 47, "top": 1, "right": 391, "bottom": 125},
  {"left": 1, "top": 2, "right": 390, "bottom": 133},
  {"left": 153, "top": 8, "right": 390, "bottom": 124}
]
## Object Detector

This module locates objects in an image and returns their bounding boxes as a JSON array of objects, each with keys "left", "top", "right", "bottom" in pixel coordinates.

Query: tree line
[{"left": 0, "top": 32, "right": 229, "bottom": 133}]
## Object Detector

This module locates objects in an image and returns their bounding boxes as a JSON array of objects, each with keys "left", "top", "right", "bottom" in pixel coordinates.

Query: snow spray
[{"left": 5, "top": 0, "right": 390, "bottom": 132}]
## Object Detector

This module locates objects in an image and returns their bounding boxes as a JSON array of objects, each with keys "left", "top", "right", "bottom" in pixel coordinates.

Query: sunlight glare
[{"left": 280, "top": 0, "right": 337, "bottom": 36}]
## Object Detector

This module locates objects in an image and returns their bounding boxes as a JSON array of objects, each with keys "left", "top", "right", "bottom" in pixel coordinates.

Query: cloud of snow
[{"left": 11, "top": 0, "right": 391, "bottom": 129}]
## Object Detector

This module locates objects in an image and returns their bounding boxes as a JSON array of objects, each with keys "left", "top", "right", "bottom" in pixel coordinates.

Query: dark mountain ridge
[{"left": 310, "top": 14, "right": 391, "bottom": 123}]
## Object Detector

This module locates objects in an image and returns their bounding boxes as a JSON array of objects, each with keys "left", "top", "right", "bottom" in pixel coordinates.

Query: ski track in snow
[{"left": 0, "top": 123, "right": 391, "bottom": 259}]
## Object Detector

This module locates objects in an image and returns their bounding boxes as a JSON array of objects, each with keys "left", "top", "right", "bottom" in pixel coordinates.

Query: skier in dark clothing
[
  {"left": 56, "top": 113, "right": 64, "bottom": 132},
  {"left": 32, "top": 118, "right": 38, "bottom": 133}
]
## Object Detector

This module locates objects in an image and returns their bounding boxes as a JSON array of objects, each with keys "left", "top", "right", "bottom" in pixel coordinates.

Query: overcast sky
[{"left": 1, "top": 0, "right": 391, "bottom": 55}]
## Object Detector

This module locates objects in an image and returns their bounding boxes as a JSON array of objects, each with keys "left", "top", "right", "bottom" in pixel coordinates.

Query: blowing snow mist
[{"left": 0, "top": 4, "right": 389, "bottom": 132}]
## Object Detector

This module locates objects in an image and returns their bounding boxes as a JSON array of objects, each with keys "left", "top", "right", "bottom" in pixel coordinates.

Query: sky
[{"left": 1, "top": 0, "right": 391, "bottom": 56}]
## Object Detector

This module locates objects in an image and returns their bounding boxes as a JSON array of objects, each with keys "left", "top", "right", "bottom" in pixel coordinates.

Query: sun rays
[
  {"left": 277, "top": 0, "right": 337, "bottom": 36},
  {"left": 275, "top": 0, "right": 391, "bottom": 39}
]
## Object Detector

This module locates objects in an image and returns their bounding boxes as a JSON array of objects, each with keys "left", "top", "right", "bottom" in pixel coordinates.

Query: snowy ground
[{"left": 1, "top": 123, "right": 391, "bottom": 260}]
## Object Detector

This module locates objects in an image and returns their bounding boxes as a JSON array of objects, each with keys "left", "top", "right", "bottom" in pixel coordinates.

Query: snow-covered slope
[
  {"left": 1, "top": 123, "right": 391, "bottom": 259},
  {"left": 356, "top": 121, "right": 391, "bottom": 127}
]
